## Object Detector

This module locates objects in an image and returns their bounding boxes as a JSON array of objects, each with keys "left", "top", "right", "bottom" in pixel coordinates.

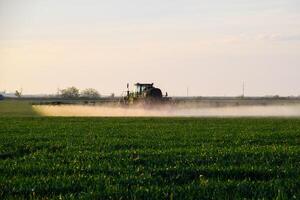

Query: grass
[
  {"left": 0, "top": 100, "right": 299, "bottom": 199},
  {"left": 0, "top": 116, "right": 299, "bottom": 199},
  {"left": 0, "top": 100, "right": 37, "bottom": 117}
]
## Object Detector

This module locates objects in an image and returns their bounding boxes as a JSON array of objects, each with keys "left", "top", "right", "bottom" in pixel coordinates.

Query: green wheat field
[{"left": 0, "top": 100, "right": 299, "bottom": 199}]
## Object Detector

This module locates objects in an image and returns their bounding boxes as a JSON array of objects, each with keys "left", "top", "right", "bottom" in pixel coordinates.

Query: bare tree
[
  {"left": 60, "top": 87, "right": 80, "bottom": 98},
  {"left": 15, "top": 89, "right": 22, "bottom": 98},
  {"left": 80, "top": 88, "right": 100, "bottom": 98}
]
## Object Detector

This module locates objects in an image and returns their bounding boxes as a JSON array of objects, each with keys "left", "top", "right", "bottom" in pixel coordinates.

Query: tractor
[{"left": 123, "top": 83, "right": 170, "bottom": 105}]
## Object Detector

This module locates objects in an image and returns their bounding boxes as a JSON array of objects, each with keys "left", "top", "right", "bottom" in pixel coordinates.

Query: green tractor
[{"left": 123, "top": 83, "right": 170, "bottom": 105}]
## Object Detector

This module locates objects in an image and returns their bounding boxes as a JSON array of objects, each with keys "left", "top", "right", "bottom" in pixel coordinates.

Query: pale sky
[{"left": 1, "top": 0, "right": 300, "bottom": 96}]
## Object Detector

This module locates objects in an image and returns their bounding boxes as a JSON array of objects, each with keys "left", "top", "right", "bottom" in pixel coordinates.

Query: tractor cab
[{"left": 135, "top": 83, "right": 154, "bottom": 96}]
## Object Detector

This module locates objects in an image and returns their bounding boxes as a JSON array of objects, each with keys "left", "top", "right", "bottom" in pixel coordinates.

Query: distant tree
[
  {"left": 15, "top": 89, "right": 22, "bottom": 98},
  {"left": 80, "top": 88, "right": 100, "bottom": 98},
  {"left": 60, "top": 87, "right": 80, "bottom": 98}
]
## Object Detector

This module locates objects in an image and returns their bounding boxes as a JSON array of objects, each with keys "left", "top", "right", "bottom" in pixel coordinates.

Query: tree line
[{"left": 59, "top": 87, "right": 100, "bottom": 98}]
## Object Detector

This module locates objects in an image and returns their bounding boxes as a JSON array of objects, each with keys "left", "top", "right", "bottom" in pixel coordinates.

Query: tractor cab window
[
  {"left": 135, "top": 84, "right": 153, "bottom": 94},
  {"left": 141, "top": 85, "right": 147, "bottom": 92},
  {"left": 136, "top": 85, "right": 141, "bottom": 94},
  {"left": 136, "top": 85, "right": 146, "bottom": 94}
]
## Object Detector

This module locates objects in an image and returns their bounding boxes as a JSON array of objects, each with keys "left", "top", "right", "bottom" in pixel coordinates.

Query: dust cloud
[{"left": 33, "top": 104, "right": 300, "bottom": 117}]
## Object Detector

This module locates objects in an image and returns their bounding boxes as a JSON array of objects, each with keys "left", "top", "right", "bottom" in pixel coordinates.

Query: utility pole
[
  {"left": 242, "top": 82, "right": 245, "bottom": 97},
  {"left": 57, "top": 87, "right": 60, "bottom": 96},
  {"left": 187, "top": 87, "right": 189, "bottom": 97}
]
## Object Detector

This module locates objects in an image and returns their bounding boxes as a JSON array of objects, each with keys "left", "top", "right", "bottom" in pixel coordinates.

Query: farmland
[
  {"left": 0, "top": 100, "right": 37, "bottom": 117},
  {"left": 0, "top": 100, "right": 299, "bottom": 199}
]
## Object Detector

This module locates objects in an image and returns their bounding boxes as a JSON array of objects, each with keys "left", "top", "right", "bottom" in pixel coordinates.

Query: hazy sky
[{"left": 1, "top": 0, "right": 300, "bottom": 96}]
